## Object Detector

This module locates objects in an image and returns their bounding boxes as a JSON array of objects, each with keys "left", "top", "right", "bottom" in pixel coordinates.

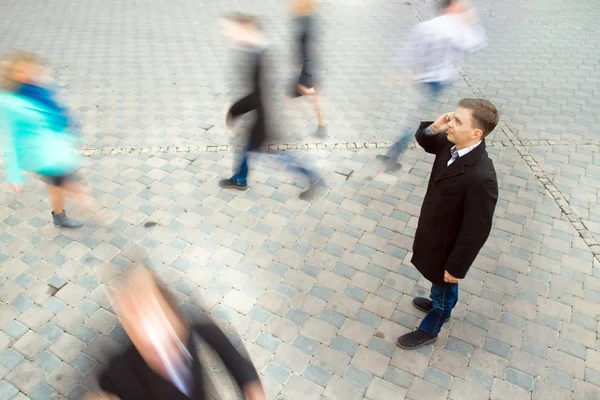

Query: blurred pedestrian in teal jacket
[{"left": 1, "top": 52, "right": 98, "bottom": 228}]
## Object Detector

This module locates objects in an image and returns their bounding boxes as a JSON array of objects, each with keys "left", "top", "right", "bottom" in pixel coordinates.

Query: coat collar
[{"left": 434, "top": 139, "right": 487, "bottom": 182}]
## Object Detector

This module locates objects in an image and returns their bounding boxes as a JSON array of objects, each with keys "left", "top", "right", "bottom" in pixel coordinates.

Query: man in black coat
[{"left": 397, "top": 98, "right": 499, "bottom": 349}]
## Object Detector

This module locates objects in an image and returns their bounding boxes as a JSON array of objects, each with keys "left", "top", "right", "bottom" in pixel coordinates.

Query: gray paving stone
[
  {"left": 490, "top": 379, "right": 531, "bottom": 400},
  {"left": 330, "top": 336, "right": 359, "bottom": 357},
  {"left": 343, "top": 365, "right": 373, "bottom": 388},
  {"left": 505, "top": 367, "right": 535, "bottom": 391},
  {"left": 45, "top": 363, "right": 83, "bottom": 396},
  {"left": 311, "top": 346, "right": 350, "bottom": 378},
  {"left": 323, "top": 375, "right": 363, "bottom": 400},
  {"left": 33, "top": 352, "right": 61, "bottom": 374},
  {"left": 256, "top": 333, "right": 282, "bottom": 353},
  {"left": 407, "top": 377, "right": 449, "bottom": 400},
  {"left": 28, "top": 383, "right": 57, "bottom": 400},
  {"left": 2, "top": 322, "right": 28, "bottom": 341},
  {"left": 5, "top": 361, "right": 45, "bottom": 393},
  {"left": 12, "top": 332, "right": 48, "bottom": 360},
  {"left": 546, "top": 368, "right": 575, "bottom": 390},
  {"left": 483, "top": 338, "right": 511, "bottom": 359},
  {"left": 532, "top": 380, "right": 572, "bottom": 400},
  {"left": 424, "top": 367, "right": 453, "bottom": 390},
  {"left": 263, "top": 363, "right": 292, "bottom": 385},
  {"left": 304, "top": 364, "right": 332, "bottom": 387},
  {"left": 0, "top": 380, "right": 19, "bottom": 400},
  {"left": 293, "top": 335, "right": 319, "bottom": 356},
  {"left": 445, "top": 337, "right": 474, "bottom": 358}
]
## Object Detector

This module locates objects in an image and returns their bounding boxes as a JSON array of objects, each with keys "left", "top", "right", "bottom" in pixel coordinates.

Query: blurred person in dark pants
[
  {"left": 379, "top": 0, "right": 487, "bottom": 170},
  {"left": 218, "top": 13, "right": 323, "bottom": 200},
  {"left": 84, "top": 267, "right": 266, "bottom": 400},
  {"left": 396, "top": 98, "right": 499, "bottom": 349},
  {"left": 287, "top": 0, "right": 327, "bottom": 137}
]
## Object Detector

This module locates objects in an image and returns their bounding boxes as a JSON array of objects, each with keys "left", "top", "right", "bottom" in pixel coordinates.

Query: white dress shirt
[
  {"left": 447, "top": 141, "right": 481, "bottom": 166},
  {"left": 424, "top": 126, "right": 481, "bottom": 165},
  {"left": 396, "top": 14, "right": 487, "bottom": 84}
]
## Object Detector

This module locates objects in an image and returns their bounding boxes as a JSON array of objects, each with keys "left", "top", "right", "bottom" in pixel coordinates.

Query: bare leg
[
  {"left": 47, "top": 183, "right": 83, "bottom": 228},
  {"left": 311, "top": 92, "right": 326, "bottom": 126},
  {"left": 48, "top": 184, "right": 66, "bottom": 214},
  {"left": 311, "top": 91, "right": 327, "bottom": 138},
  {"left": 60, "top": 181, "right": 107, "bottom": 225}
]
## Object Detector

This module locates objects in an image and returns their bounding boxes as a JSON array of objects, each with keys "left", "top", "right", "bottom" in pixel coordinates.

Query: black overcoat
[{"left": 411, "top": 121, "right": 498, "bottom": 287}]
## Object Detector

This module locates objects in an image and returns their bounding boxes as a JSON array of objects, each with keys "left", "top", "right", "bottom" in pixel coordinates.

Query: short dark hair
[
  {"left": 458, "top": 98, "right": 499, "bottom": 137},
  {"left": 439, "top": 0, "right": 454, "bottom": 8}
]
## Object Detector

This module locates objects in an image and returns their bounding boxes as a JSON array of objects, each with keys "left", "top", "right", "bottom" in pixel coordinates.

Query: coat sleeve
[
  {"left": 444, "top": 173, "right": 498, "bottom": 279},
  {"left": 0, "top": 105, "right": 24, "bottom": 185},
  {"left": 98, "top": 345, "right": 149, "bottom": 398},
  {"left": 192, "top": 320, "right": 260, "bottom": 390},
  {"left": 415, "top": 121, "right": 447, "bottom": 155}
]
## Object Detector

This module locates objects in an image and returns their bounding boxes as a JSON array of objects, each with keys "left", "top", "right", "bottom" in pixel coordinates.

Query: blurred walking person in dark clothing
[
  {"left": 218, "top": 13, "right": 323, "bottom": 200},
  {"left": 287, "top": 0, "right": 327, "bottom": 138},
  {"left": 379, "top": 0, "right": 487, "bottom": 171},
  {"left": 84, "top": 267, "right": 266, "bottom": 400}
]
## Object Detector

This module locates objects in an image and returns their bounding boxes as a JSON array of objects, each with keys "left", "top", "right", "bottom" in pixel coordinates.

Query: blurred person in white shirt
[{"left": 379, "top": 0, "right": 487, "bottom": 170}]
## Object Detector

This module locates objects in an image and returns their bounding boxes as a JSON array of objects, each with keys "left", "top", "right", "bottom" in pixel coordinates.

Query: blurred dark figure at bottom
[
  {"left": 218, "top": 13, "right": 324, "bottom": 201},
  {"left": 84, "top": 267, "right": 266, "bottom": 400}
]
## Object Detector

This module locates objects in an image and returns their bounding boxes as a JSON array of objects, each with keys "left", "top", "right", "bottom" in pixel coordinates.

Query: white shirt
[
  {"left": 447, "top": 141, "right": 481, "bottom": 166},
  {"left": 396, "top": 14, "right": 487, "bottom": 83},
  {"left": 424, "top": 126, "right": 481, "bottom": 165}
]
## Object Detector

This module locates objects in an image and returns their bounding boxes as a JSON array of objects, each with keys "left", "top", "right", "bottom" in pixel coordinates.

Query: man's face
[
  {"left": 446, "top": 106, "right": 482, "bottom": 147},
  {"left": 111, "top": 270, "right": 184, "bottom": 377}
]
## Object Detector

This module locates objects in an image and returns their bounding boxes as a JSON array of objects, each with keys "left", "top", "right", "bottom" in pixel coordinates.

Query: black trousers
[
  {"left": 290, "top": 15, "right": 315, "bottom": 97},
  {"left": 228, "top": 92, "right": 267, "bottom": 150}
]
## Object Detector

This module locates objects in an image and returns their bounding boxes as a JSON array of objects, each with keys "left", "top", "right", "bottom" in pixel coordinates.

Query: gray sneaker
[{"left": 52, "top": 212, "right": 83, "bottom": 229}]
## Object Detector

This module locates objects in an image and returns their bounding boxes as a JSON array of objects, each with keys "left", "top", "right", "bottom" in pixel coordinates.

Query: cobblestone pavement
[{"left": 1, "top": 0, "right": 600, "bottom": 399}]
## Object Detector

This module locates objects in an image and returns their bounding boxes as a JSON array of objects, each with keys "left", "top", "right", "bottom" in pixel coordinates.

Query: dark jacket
[
  {"left": 411, "top": 121, "right": 498, "bottom": 286},
  {"left": 98, "top": 320, "right": 259, "bottom": 399},
  {"left": 228, "top": 45, "right": 269, "bottom": 150}
]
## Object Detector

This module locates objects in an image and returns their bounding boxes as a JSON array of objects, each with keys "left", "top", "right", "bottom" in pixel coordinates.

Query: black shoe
[
  {"left": 397, "top": 329, "right": 437, "bottom": 350},
  {"left": 412, "top": 297, "right": 450, "bottom": 322},
  {"left": 219, "top": 178, "right": 248, "bottom": 190}
]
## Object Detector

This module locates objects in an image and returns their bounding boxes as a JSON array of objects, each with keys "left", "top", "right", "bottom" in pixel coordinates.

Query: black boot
[{"left": 397, "top": 329, "right": 437, "bottom": 350}]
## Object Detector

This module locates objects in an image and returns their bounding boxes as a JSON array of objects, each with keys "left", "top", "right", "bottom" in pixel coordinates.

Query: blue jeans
[
  {"left": 232, "top": 149, "right": 319, "bottom": 186},
  {"left": 419, "top": 283, "right": 458, "bottom": 336},
  {"left": 386, "top": 81, "right": 447, "bottom": 163}
]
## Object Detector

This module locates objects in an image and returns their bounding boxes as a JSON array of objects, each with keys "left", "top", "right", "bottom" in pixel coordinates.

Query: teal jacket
[{"left": 1, "top": 91, "right": 81, "bottom": 185}]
